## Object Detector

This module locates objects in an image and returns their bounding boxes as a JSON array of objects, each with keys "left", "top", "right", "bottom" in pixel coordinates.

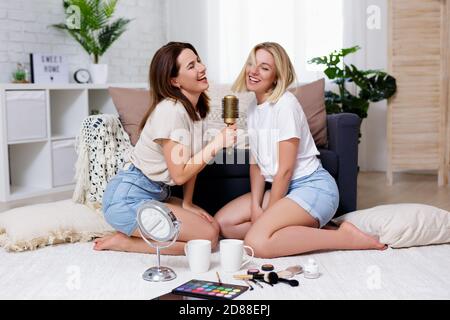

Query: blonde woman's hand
[
  {"left": 213, "top": 124, "right": 237, "bottom": 149},
  {"left": 250, "top": 203, "right": 264, "bottom": 223}
]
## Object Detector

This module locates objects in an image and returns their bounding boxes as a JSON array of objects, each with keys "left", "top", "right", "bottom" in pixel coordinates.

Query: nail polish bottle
[{"left": 304, "top": 258, "right": 320, "bottom": 279}]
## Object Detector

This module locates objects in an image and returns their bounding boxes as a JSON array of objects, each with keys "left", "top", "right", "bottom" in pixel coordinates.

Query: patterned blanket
[{"left": 72, "top": 114, "right": 132, "bottom": 208}]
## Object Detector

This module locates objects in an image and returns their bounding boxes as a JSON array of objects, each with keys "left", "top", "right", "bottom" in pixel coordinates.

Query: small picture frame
[{"left": 30, "top": 53, "right": 69, "bottom": 84}]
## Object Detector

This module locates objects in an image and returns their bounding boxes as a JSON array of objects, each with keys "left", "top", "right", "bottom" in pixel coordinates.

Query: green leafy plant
[
  {"left": 308, "top": 45, "right": 397, "bottom": 119},
  {"left": 52, "top": 0, "right": 131, "bottom": 63},
  {"left": 11, "top": 63, "right": 28, "bottom": 83}
]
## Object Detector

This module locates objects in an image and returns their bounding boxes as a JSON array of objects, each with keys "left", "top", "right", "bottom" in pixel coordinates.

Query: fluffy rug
[{"left": 1, "top": 242, "right": 449, "bottom": 300}]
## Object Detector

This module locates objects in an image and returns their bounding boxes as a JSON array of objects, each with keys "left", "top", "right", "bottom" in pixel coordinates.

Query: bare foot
[
  {"left": 93, "top": 233, "right": 115, "bottom": 248},
  {"left": 93, "top": 232, "right": 134, "bottom": 251},
  {"left": 339, "top": 221, "right": 387, "bottom": 250}
]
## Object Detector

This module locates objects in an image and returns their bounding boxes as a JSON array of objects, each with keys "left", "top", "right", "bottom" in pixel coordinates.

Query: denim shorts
[
  {"left": 102, "top": 164, "right": 171, "bottom": 236},
  {"left": 285, "top": 165, "right": 339, "bottom": 228}
]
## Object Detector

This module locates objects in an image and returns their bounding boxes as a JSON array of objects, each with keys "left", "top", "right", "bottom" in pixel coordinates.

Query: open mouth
[
  {"left": 198, "top": 75, "right": 207, "bottom": 81},
  {"left": 248, "top": 75, "right": 260, "bottom": 84}
]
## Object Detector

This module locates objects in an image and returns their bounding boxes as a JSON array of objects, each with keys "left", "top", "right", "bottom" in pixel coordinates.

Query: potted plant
[
  {"left": 11, "top": 63, "right": 29, "bottom": 83},
  {"left": 308, "top": 46, "right": 397, "bottom": 122},
  {"left": 52, "top": 0, "right": 131, "bottom": 84}
]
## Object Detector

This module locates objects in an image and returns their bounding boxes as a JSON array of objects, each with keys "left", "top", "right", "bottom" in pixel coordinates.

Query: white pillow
[
  {"left": 0, "top": 199, "right": 114, "bottom": 252},
  {"left": 333, "top": 203, "right": 450, "bottom": 248}
]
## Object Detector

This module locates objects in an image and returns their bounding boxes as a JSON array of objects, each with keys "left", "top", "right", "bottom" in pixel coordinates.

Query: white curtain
[{"left": 205, "top": 0, "right": 344, "bottom": 84}]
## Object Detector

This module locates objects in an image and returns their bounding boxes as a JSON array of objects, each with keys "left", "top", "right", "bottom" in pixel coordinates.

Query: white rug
[{"left": 1, "top": 242, "right": 449, "bottom": 300}]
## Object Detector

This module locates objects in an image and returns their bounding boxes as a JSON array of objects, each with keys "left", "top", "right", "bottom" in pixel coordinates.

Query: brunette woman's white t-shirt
[
  {"left": 130, "top": 99, "right": 204, "bottom": 186},
  {"left": 247, "top": 91, "right": 320, "bottom": 182}
]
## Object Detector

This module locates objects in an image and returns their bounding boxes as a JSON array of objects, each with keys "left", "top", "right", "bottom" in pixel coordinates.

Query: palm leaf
[
  {"left": 98, "top": 18, "right": 131, "bottom": 55},
  {"left": 52, "top": 0, "right": 131, "bottom": 62}
]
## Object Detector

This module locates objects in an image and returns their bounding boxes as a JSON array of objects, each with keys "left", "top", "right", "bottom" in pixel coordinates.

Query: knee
[
  {"left": 214, "top": 211, "right": 227, "bottom": 228},
  {"left": 244, "top": 232, "right": 273, "bottom": 259},
  {"left": 204, "top": 224, "right": 220, "bottom": 250},
  {"left": 103, "top": 205, "right": 117, "bottom": 228},
  {"left": 214, "top": 213, "right": 232, "bottom": 237}
]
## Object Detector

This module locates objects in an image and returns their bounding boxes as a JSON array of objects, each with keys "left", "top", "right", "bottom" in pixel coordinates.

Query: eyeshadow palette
[{"left": 172, "top": 279, "right": 249, "bottom": 300}]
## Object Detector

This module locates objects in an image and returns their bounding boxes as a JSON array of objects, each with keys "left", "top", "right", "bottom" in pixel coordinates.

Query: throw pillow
[
  {"left": 289, "top": 78, "right": 327, "bottom": 147},
  {"left": 108, "top": 87, "right": 150, "bottom": 145},
  {"left": 333, "top": 203, "right": 450, "bottom": 248},
  {"left": 0, "top": 200, "right": 114, "bottom": 252}
]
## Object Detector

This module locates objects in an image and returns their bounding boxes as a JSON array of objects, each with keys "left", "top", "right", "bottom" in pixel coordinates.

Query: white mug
[
  {"left": 220, "top": 239, "right": 254, "bottom": 273},
  {"left": 184, "top": 239, "right": 211, "bottom": 273}
]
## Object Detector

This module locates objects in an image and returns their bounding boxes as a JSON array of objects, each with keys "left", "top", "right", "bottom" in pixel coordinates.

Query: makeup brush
[
  {"left": 277, "top": 278, "right": 299, "bottom": 287},
  {"left": 250, "top": 279, "right": 264, "bottom": 289},
  {"left": 234, "top": 272, "right": 279, "bottom": 285},
  {"left": 243, "top": 279, "right": 254, "bottom": 291}
]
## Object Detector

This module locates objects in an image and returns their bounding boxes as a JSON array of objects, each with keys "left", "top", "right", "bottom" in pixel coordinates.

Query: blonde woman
[{"left": 214, "top": 42, "right": 386, "bottom": 258}]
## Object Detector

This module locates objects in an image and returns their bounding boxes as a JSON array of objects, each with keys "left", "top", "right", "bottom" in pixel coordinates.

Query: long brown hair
[{"left": 139, "top": 42, "right": 210, "bottom": 131}]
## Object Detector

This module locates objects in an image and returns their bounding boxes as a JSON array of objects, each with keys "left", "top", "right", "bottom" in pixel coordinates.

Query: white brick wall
[{"left": 0, "top": 0, "right": 167, "bottom": 83}]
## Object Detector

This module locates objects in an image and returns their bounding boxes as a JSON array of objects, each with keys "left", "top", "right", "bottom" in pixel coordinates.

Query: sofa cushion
[
  {"left": 109, "top": 87, "right": 150, "bottom": 146},
  {"left": 289, "top": 78, "right": 327, "bottom": 147},
  {"left": 317, "top": 148, "right": 338, "bottom": 178}
]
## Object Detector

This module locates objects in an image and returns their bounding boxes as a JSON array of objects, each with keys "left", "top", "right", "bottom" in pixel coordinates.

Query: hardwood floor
[
  {"left": 1, "top": 172, "right": 450, "bottom": 213},
  {"left": 0, "top": 190, "right": 73, "bottom": 213},
  {"left": 357, "top": 172, "right": 450, "bottom": 211}
]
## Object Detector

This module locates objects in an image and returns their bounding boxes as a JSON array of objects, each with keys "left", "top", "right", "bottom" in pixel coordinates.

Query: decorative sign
[{"left": 30, "top": 53, "right": 69, "bottom": 84}]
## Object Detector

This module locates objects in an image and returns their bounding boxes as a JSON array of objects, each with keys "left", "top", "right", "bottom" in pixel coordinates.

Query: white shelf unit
[{"left": 0, "top": 83, "right": 147, "bottom": 202}]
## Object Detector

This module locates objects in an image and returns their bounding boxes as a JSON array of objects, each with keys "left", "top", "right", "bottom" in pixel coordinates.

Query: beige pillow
[
  {"left": 0, "top": 200, "right": 114, "bottom": 252},
  {"left": 333, "top": 203, "right": 450, "bottom": 248},
  {"left": 289, "top": 78, "right": 327, "bottom": 147},
  {"left": 109, "top": 87, "right": 150, "bottom": 146}
]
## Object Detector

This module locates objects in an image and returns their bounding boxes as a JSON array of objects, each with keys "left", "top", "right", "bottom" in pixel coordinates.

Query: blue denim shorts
[
  {"left": 102, "top": 164, "right": 171, "bottom": 236},
  {"left": 285, "top": 165, "right": 339, "bottom": 228}
]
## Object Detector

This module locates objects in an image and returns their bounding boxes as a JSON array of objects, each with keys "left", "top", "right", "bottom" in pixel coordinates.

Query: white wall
[
  {"left": 2, "top": 0, "right": 388, "bottom": 170},
  {"left": 344, "top": 0, "right": 388, "bottom": 172},
  {"left": 167, "top": 0, "right": 390, "bottom": 172},
  {"left": 0, "top": 0, "right": 167, "bottom": 83},
  {"left": 166, "top": 0, "right": 208, "bottom": 62}
]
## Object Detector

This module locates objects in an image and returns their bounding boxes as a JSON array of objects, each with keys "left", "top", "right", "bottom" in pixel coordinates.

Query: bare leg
[
  {"left": 94, "top": 197, "right": 219, "bottom": 255},
  {"left": 214, "top": 191, "right": 271, "bottom": 239},
  {"left": 244, "top": 198, "right": 387, "bottom": 258}
]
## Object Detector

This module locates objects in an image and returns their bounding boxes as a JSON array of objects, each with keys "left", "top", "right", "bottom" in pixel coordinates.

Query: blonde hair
[{"left": 232, "top": 42, "right": 296, "bottom": 103}]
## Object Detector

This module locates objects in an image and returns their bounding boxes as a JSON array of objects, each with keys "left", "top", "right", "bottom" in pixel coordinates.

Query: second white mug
[{"left": 220, "top": 239, "right": 254, "bottom": 273}]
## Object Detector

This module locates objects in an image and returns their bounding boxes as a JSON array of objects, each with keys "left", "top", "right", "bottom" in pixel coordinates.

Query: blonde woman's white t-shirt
[{"left": 247, "top": 91, "right": 320, "bottom": 182}]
